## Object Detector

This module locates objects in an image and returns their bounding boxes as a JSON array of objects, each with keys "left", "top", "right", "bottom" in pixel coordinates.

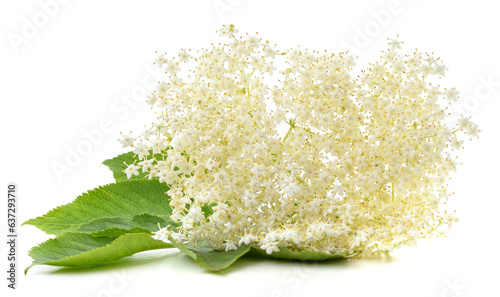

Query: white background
[{"left": 1, "top": 0, "right": 500, "bottom": 296}]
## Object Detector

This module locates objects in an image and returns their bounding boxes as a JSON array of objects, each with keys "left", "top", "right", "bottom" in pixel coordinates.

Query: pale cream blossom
[{"left": 124, "top": 26, "right": 477, "bottom": 257}]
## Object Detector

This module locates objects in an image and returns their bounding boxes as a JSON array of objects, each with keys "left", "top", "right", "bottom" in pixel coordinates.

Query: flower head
[{"left": 125, "top": 25, "right": 477, "bottom": 257}]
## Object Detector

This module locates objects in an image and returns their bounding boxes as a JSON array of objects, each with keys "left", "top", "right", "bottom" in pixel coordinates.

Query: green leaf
[
  {"left": 169, "top": 238, "right": 250, "bottom": 271},
  {"left": 23, "top": 180, "right": 172, "bottom": 235},
  {"left": 201, "top": 202, "right": 217, "bottom": 218},
  {"left": 26, "top": 232, "right": 173, "bottom": 274},
  {"left": 73, "top": 213, "right": 178, "bottom": 237},
  {"left": 102, "top": 151, "right": 166, "bottom": 181},
  {"left": 89, "top": 226, "right": 152, "bottom": 238},
  {"left": 248, "top": 247, "right": 347, "bottom": 261}
]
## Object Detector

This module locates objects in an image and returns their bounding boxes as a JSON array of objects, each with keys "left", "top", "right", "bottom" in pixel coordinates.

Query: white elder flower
[
  {"left": 469, "top": 125, "right": 480, "bottom": 137},
  {"left": 119, "top": 133, "right": 134, "bottom": 148},
  {"left": 178, "top": 48, "right": 191, "bottom": 63},
  {"left": 165, "top": 60, "right": 180, "bottom": 75},
  {"left": 136, "top": 25, "right": 478, "bottom": 257},
  {"left": 433, "top": 62, "right": 446, "bottom": 76},
  {"left": 151, "top": 139, "right": 167, "bottom": 154},
  {"left": 225, "top": 241, "right": 238, "bottom": 251},
  {"left": 124, "top": 163, "right": 140, "bottom": 179},
  {"left": 170, "top": 231, "right": 187, "bottom": 243},
  {"left": 247, "top": 35, "right": 261, "bottom": 48},
  {"left": 445, "top": 87, "right": 459, "bottom": 101},
  {"left": 457, "top": 116, "right": 472, "bottom": 130},
  {"left": 451, "top": 139, "right": 464, "bottom": 150},
  {"left": 138, "top": 158, "right": 155, "bottom": 172},
  {"left": 158, "top": 169, "right": 175, "bottom": 184},
  {"left": 146, "top": 93, "right": 159, "bottom": 107},
  {"left": 444, "top": 212, "right": 458, "bottom": 227},
  {"left": 388, "top": 37, "right": 402, "bottom": 51},
  {"left": 154, "top": 53, "right": 167, "bottom": 67},
  {"left": 263, "top": 46, "right": 276, "bottom": 59},
  {"left": 238, "top": 233, "right": 258, "bottom": 246},
  {"left": 133, "top": 143, "right": 149, "bottom": 160},
  {"left": 260, "top": 242, "right": 280, "bottom": 255},
  {"left": 218, "top": 24, "right": 239, "bottom": 37}
]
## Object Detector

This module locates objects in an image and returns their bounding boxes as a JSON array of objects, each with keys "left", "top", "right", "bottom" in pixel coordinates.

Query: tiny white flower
[
  {"left": 119, "top": 133, "right": 134, "bottom": 148},
  {"left": 165, "top": 60, "right": 180, "bottom": 75},
  {"left": 178, "top": 49, "right": 191, "bottom": 63},
  {"left": 433, "top": 62, "right": 446, "bottom": 76},
  {"left": 451, "top": 139, "right": 464, "bottom": 150},
  {"left": 238, "top": 234, "right": 258, "bottom": 246},
  {"left": 468, "top": 124, "right": 480, "bottom": 137},
  {"left": 260, "top": 242, "right": 280, "bottom": 255},
  {"left": 445, "top": 87, "right": 459, "bottom": 101},
  {"left": 225, "top": 241, "right": 238, "bottom": 251},
  {"left": 134, "top": 143, "right": 149, "bottom": 160},
  {"left": 158, "top": 169, "right": 176, "bottom": 184},
  {"left": 146, "top": 93, "right": 159, "bottom": 107},
  {"left": 388, "top": 38, "right": 401, "bottom": 51},
  {"left": 151, "top": 139, "right": 167, "bottom": 154},
  {"left": 138, "top": 158, "right": 155, "bottom": 172},
  {"left": 457, "top": 117, "right": 472, "bottom": 130},
  {"left": 155, "top": 54, "right": 167, "bottom": 67},
  {"left": 218, "top": 24, "right": 239, "bottom": 37},
  {"left": 124, "top": 163, "right": 140, "bottom": 179}
]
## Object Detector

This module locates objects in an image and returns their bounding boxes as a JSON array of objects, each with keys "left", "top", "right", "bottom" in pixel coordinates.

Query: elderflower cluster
[{"left": 121, "top": 25, "right": 478, "bottom": 257}]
